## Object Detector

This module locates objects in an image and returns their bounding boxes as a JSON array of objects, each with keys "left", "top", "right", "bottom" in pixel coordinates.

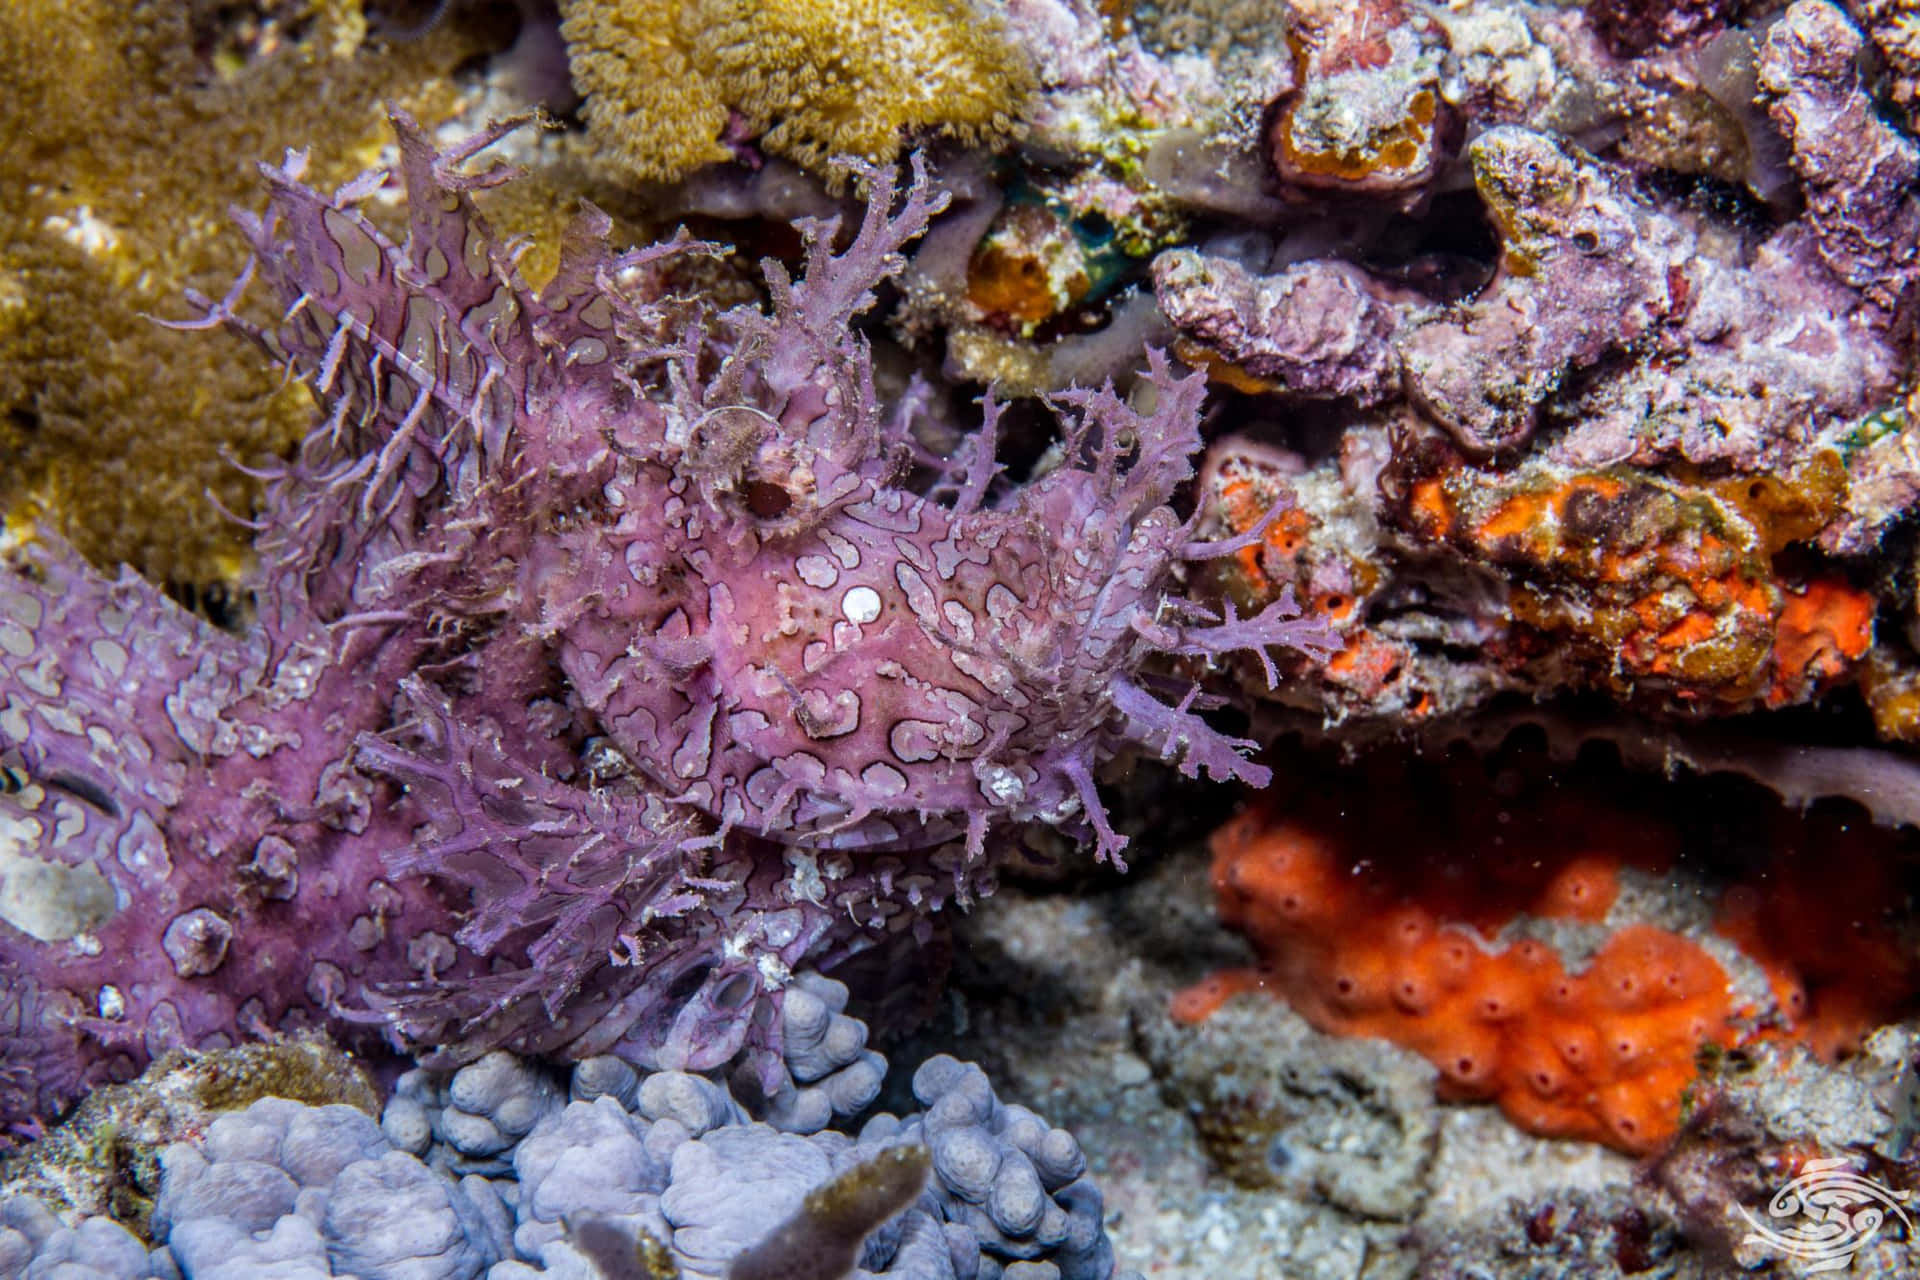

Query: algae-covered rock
[{"left": 0, "top": 1033, "right": 377, "bottom": 1239}]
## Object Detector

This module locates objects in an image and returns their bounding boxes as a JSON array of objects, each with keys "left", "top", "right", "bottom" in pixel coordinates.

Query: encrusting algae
[{"left": 558, "top": 0, "right": 1036, "bottom": 186}]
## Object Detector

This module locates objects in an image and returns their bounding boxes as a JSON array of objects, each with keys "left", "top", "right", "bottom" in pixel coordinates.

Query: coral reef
[
  {"left": 11, "top": 0, "right": 1920, "bottom": 1274},
  {"left": 0, "top": 1034, "right": 375, "bottom": 1238},
  {"left": 1265, "top": 0, "right": 1454, "bottom": 197},
  {"left": 1, "top": 985, "right": 1139, "bottom": 1279},
  {"left": 558, "top": 0, "right": 1035, "bottom": 185},
  {"left": 1415, "top": 1020, "right": 1920, "bottom": 1276},
  {"left": 0, "top": 109, "right": 1330, "bottom": 1134},
  {"left": 0, "top": 0, "right": 491, "bottom": 587},
  {"left": 1116, "top": 1, "right": 1920, "bottom": 734}
]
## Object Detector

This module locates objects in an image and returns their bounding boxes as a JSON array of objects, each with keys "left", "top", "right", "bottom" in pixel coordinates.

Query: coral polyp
[
  {"left": 0, "top": 112, "right": 1329, "bottom": 1135},
  {"left": 558, "top": 0, "right": 1036, "bottom": 184}
]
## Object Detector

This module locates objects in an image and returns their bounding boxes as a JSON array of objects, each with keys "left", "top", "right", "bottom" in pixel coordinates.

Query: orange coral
[
  {"left": 1176, "top": 766, "right": 1919, "bottom": 1156},
  {"left": 1391, "top": 452, "right": 1863, "bottom": 710},
  {"left": 1178, "top": 800, "right": 1730, "bottom": 1153}
]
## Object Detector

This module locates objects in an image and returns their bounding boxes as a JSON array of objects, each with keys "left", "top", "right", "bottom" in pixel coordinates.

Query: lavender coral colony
[{"left": 10, "top": 0, "right": 1920, "bottom": 1275}]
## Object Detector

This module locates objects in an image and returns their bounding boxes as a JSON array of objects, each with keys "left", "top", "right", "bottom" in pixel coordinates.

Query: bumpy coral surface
[
  {"left": 1119, "top": 0, "right": 1920, "bottom": 734},
  {"left": 0, "top": 111, "right": 1329, "bottom": 1134},
  {"left": 0, "top": 0, "right": 484, "bottom": 587},
  {"left": 559, "top": 0, "right": 1036, "bottom": 184},
  {"left": 2, "top": 981, "right": 1137, "bottom": 1279},
  {"left": 1175, "top": 808, "right": 1734, "bottom": 1154},
  {"left": 1174, "top": 759, "right": 1920, "bottom": 1155}
]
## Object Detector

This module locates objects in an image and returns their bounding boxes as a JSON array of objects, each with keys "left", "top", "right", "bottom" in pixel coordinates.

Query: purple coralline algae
[
  {"left": 0, "top": 110, "right": 1330, "bottom": 1135},
  {"left": 1160, "top": 0, "right": 1920, "bottom": 732}
]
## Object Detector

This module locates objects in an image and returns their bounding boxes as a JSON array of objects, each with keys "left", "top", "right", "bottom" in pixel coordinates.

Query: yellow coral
[
  {"left": 0, "top": 0, "right": 483, "bottom": 588},
  {"left": 559, "top": 0, "right": 1034, "bottom": 184}
]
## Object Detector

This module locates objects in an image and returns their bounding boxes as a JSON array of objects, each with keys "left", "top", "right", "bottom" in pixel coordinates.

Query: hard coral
[
  {"left": 558, "top": 0, "right": 1036, "bottom": 185},
  {"left": 0, "top": 111, "right": 1329, "bottom": 1134},
  {"left": 0, "top": 988, "right": 1135, "bottom": 1278},
  {"left": 0, "top": 0, "right": 484, "bottom": 587}
]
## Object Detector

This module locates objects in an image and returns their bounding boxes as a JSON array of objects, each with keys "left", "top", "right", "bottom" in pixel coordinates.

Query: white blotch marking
[
  {"left": 0, "top": 622, "right": 32, "bottom": 659},
  {"left": 88, "top": 639, "right": 128, "bottom": 680},
  {"left": 889, "top": 719, "right": 943, "bottom": 764},
  {"left": 821, "top": 530, "right": 861, "bottom": 570},
  {"left": 842, "top": 585, "right": 883, "bottom": 626},
  {"left": 565, "top": 336, "right": 610, "bottom": 366},
  {"left": 1, "top": 594, "right": 42, "bottom": 629},
  {"left": 800, "top": 688, "right": 861, "bottom": 738},
  {"left": 797, "top": 555, "right": 841, "bottom": 589},
  {"left": 0, "top": 811, "right": 114, "bottom": 942}
]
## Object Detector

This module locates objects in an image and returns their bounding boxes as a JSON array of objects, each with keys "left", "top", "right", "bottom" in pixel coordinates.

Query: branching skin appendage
[{"left": 0, "top": 112, "right": 1331, "bottom": 1134}]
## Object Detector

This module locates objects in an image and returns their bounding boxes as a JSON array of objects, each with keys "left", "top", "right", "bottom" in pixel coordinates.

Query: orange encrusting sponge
[
  {"left": 1714, "top": 812, "right": 1914, "bottom": 1061},
  {"left": 1174, "top": 808, "right": 1738, "bottom": 1154}
]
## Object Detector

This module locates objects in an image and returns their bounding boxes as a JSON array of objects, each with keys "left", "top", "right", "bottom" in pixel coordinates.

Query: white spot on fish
[
  {"left": 797, "top": 555, "right": 840, "bottom": 589},
  {"left": 842, "top": 585, "right": 883, "bottom": 626},
  {"left": 976, "top": 762, "right": 1026, "bottom": 805}
]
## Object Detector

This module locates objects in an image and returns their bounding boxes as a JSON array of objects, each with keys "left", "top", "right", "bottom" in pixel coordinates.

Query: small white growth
[
  {"left": 757, "top": 953, "right": 792, "bottom": 987},
  {"left": 785, "top": 848, "right": 827, "bottom": 905},
  {"left": 841, "top": 585, "right": 883, "bottom": 625},
  {"left": 88, "top": 638, "right": 129, "bottom": 680},
  {"left": 43, "top": 206, "right": 121, "bottom": 257},
  {"left": 976, "top": 761, "right": 1026, "bottom": 805},
  {"left": 97, "top": 986, "right": 126, "bottom": 1020}
]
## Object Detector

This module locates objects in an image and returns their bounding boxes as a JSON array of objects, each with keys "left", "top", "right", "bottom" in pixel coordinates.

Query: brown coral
[
  {"left": 0, "top": 0, "right": 484, "bottom": 587},
  {"left": 558, "top": 0, "right": 1035, "bottom": 185}
]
